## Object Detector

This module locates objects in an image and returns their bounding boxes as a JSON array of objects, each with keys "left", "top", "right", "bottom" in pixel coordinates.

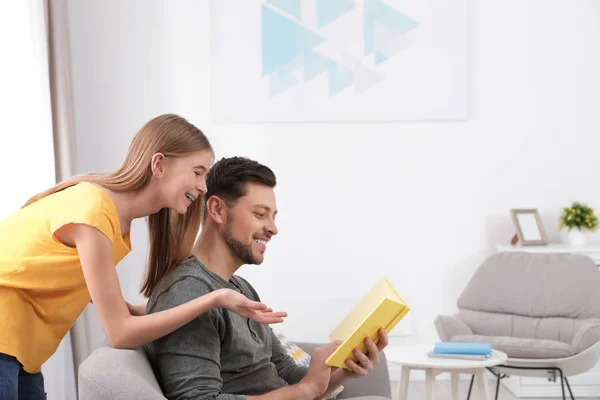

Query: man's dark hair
[{"left": 205, "top": 156, "right": 276, "bottom": 208}]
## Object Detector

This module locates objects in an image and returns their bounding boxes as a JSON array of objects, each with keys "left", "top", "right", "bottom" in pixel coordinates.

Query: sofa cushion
[
  {"left": 273, "top": 330, "right": 344, "bottom": 399},
  {"left": 451, "top": 334, "right": 576, "bottom": 358}
]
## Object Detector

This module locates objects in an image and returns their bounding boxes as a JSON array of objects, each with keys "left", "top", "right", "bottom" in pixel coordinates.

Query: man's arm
[
  {"left": 245, "top": 342, "right": 340, "bottom": 400},
  {"left": 152, "top": 278, "right": 332, "bottom": 400},
  {"left": 152, "top": 278, "right": 247, "bottom": 400},
  {"left": 270, "top": 329, "right": 308, "bottom": 385}
]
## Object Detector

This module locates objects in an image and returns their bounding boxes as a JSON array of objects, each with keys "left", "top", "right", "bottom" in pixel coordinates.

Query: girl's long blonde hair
[{"left": 23, "top": 114, "right": 212, "bottom": 297}]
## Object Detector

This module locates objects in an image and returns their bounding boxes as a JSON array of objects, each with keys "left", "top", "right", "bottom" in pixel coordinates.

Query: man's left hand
[{"left": 342, "top": 327, "right": 389, "bottom": 378}]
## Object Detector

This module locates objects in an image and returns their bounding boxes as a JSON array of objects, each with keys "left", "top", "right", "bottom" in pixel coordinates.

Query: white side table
[{"left": 385, "top": 344, "right": 508, "bottom": 400}]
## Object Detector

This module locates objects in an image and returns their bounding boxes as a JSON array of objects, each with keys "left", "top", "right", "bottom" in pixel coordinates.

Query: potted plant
[{"left": 559, "top": 201, "right": 598, "bottom": 247}]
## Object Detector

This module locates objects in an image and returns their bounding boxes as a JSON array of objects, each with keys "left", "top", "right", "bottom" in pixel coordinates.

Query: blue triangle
[
  {"left": 262, "top": 5, "right": 325, "bottom": 76},
  {"left": 328, "top": 61, "right": 354, "bottom": 96},
  {"left": 375, "top": 51, "right": 388, "bottom": 64},
  {"left": 297, "top": 26, "right": 325, "bottom": 54},
  {"left": 304, "top": 51, "right": 329, "bottom": 81},
  {"left": 317, "top": 0, "right": 358, "bottom": 28},
  {"left": 267, "top": 0, "right": 302, "bottom": 20},
  {"left": 269, "top": 69, "right": 298, "bottom": 97},
  {"left": 364, "top": 0, "right": 418, "bottom": 55}
]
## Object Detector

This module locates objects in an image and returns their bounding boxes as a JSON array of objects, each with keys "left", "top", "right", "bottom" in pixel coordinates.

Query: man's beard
[{"left": 223, "top": 218, "right": 262, "bottom": 265}]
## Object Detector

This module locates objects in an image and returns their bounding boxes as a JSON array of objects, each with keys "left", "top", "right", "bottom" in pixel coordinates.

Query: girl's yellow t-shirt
[{"left": 0, "top": 182, "right": 132, "bottom": 373}]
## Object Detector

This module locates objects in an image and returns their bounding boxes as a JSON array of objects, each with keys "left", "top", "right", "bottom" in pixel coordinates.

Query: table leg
[
  {"left": 425, "top": 368, "right": 435, "bottom": 400},
  {"left": 476, "top": 369, "right": 492, "bottom": 400},
  {"left": 397, "top": 366, "right": 410, "bottom": 400},
  {"left": 451, "top": 372, "right": 460, "bottom": 400}
]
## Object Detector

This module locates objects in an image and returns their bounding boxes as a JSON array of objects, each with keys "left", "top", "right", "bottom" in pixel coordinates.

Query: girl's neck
[{"left": 90, "top": 183, "right": 165, "bottom": 234}]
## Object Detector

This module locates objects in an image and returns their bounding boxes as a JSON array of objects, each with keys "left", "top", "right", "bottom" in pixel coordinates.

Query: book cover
[
  {"left": 433, "top": 342, "right": 491, "bottom": 355},
  {"left": 326, "top": 279, "right": 410, "bottom": 369},
  {"left": 427, "top": 352, "right": 491, "bottom": 361}
]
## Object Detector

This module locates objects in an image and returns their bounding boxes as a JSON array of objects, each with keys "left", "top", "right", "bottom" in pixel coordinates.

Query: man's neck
[{"left": 192, "top": 229, "right": 242, "bottom": 281}]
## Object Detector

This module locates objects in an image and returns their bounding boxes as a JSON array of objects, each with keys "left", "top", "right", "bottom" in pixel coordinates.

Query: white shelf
[{"left": 496, "top": 243, "right": 600, "bottom": 265}]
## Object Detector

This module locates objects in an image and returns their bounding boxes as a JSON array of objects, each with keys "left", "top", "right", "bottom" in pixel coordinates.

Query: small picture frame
[{"left": 510, "top": 209, "right": 548, "bottom": 246}]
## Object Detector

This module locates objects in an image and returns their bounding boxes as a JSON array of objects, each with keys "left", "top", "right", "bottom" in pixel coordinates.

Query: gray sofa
[{"left": 78, "top": 342, "right": 392, "bottom": 400}]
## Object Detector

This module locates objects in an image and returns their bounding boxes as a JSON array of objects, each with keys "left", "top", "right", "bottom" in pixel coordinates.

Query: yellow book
[{"left": 326, "top": 278, "right": 410, "bottom": 369}]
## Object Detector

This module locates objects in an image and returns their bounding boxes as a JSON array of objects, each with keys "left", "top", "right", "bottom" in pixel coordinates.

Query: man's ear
[
  {"left": 151, "top": 153, "right": 165, "bottom": 178},
  {"left": 205, "top": 196, "right": 227, "bottom": 224}
]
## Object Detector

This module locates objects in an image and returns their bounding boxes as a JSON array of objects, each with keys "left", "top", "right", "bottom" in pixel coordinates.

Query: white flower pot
[{"left": 567, "top": 229, "right": 588, "bottom": 247}]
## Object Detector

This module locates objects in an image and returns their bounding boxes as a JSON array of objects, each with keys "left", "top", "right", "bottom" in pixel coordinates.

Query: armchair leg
[
  {"left": 466, "top": 375, "right": 474, "bottom": 400},
  {"left": 494, "top": 375, "right": 501, "bottom": 400},
  {"left": 484, "top": 364, "right": 579, "bottom": 400},
  {"left": 564, "top": 377, "right": 575, "bottom": 400},
  {"left": 558, "top": 369, "right": 566, "bottom": 400}
]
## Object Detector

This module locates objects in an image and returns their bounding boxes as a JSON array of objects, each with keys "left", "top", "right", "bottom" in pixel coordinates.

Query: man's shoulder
[
  {"left": 230, "top": 275, "right": 261, "bottom": 301},
  {"left": 147, "top": 257, "right": 221, "bottom": 311}
]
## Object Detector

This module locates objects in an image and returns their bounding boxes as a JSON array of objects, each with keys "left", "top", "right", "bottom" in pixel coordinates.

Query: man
[{"left": 147, "top": 156, "right": 388, "bottom": 400}]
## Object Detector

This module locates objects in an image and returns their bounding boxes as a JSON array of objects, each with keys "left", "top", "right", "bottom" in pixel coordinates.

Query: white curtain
[
  {"left": 0, "top": 0, "right": 56, "bottom": 214},
  {"left": 46, "top": 1, "right": 88, "bottom": 396},
  {"left": 0, "top": 0, "right": 77, "bottom": 398}
]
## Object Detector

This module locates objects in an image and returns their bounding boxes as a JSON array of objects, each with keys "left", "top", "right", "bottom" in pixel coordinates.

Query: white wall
[{"left": 65, "top": 0, "right": 600, "bottom": 368}]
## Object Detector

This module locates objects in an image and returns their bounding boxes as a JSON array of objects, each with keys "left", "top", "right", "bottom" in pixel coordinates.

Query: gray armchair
[
  {"left": 78, "top": 342, "right": 392, "bottom": 399},
  {"left": 435, "top": 252, "right": 600, "bottom": 400}
]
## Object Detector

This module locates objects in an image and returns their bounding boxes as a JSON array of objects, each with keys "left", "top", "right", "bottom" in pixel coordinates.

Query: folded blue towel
[{"left": 433, "top": 342, "right": 491, "bottom": 355}]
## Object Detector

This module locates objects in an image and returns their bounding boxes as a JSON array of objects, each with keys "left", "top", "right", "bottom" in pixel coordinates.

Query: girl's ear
[
  {"left": 205, "top": 196, "right": 227, "bottom": 224},
  {"left": 151, "top": 153, "right": 165, "bottom": 178}
]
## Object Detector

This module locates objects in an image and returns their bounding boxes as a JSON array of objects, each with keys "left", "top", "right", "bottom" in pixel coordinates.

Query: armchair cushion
[
  {"left": 451, "top": 334, "right": 575, "bottom": 358},
  {"left": 572, "top": 321, "right": 600, "bottom": 354},
  {"left": 456, "top": 253, "right": 600, "bottom": 319},
  {"left": 455, "top": 309, "right": 580, "bottom": 345}
]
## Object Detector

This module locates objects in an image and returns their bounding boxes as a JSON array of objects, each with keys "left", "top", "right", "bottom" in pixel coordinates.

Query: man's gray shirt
[{"left": 146, "top": 255, "right": 308, "bottom": 400}]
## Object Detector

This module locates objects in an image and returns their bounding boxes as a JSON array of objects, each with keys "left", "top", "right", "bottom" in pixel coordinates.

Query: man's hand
[
  {"left": 340, "top": 328, "right": 389, "bottom": 379},
  {"left": 214, "top": 288, "right": 288, "bottom": 324},
  {"left": 299, "top": 341, "right": 341, "bottom": 398}
]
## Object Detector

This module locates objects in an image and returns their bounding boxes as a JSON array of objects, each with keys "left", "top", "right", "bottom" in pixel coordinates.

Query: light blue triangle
[
  {"left": 328, "top": 61, "right": 354, "bottom": 96},
  {"left": 304, "top": 51, "right": 329, "bottom": 81},
  {"left": 262, "top": 5, "right": 299, "bottom": 75},
  {"left": 297, "top": 26, "right": 325, "bottom": 54},
  {"left": 317, "top": 0, "right": 358, "bottom": 28},
  {"left": 375, "top": 51, "right": 388, "bottom": 64},
  {"left": 364, "top": 0, "right": 418, "bottom": 55},
  {"left": 267, "top": 0, "right": 302, "bottom": 20},
  {"left": 269, "top": 69, "right": 298, "bottom": 97},
  {"left": 262, "top": 5, "right": 325, "bottom": 76}
]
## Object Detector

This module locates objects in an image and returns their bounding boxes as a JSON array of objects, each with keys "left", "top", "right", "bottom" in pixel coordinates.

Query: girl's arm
[
  {"left": 126, "top": 301, "right": 147, "bottom": 316},
  {"left": 62, "top": 223, "right": 286, "bottom": 349}
]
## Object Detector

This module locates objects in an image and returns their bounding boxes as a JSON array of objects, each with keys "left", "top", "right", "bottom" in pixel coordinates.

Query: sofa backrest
[{"left": 78, "top": 346, "right": 166, "bottom": 400}]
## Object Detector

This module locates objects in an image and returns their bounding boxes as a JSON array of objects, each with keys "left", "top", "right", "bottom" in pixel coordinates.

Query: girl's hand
[{"left": 214, "top": 288, "right": 287, "bottom": 324}]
